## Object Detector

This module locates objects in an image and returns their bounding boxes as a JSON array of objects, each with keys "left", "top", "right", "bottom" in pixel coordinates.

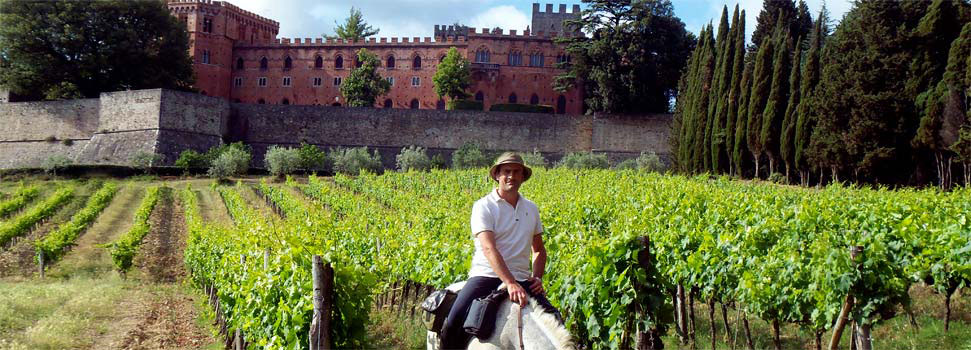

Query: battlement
[
  {"left": 235, "top": 35, "right": 469, "bottom": 48},
  {"left": 531, "top": 3, "right": 582, "bottom": 36},
  {"left": 167, "top": 0, "right": 280, "bottom": 30},
  {"left": 532, "top": 3, "right": 581, "bottom": 14},
  {"left": 433, "top": 25, "right": 471, "bottom": 39},
  {"left": 464, "top": 27, "right": 567, "bottom": 39}
]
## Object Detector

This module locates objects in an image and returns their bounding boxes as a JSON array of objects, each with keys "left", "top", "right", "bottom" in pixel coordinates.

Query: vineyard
[{"left": 0, "top": 171, "right": 969, "bottom": 349}]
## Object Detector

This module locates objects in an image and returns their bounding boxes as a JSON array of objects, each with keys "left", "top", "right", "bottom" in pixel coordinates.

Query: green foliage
[
  {"left": 35, "top": 182, "right": 118, "bottom": 261},
  {"left": 759, "top": 21, "right": 793, "bottom": 176},
  {"left": 130, "top": 151, "right": 164, "bottom": 174},
  {"left": 107, "top": 186, "right": 163, "bottom": 272},
  {"left": 340, "top": 48, "right": 391, "bottom": 107},
  {"left": 297, "top": 143, "right": 331, "bottom": 173},
  {"left": 208, "top": 146, "right": 251, "bottom": 179},
  {"left": 395, "top": 146, "right": 431, "bottom": 172},
  {"left": 330, "top": 7, "right": 378, "bottom": 41},
  {"left": 433, "top": 47, "right": 472, "bottom": 101},
  {"left": 487, "top": 103, "right": 554, "bottom": 114},
  {"left": 264, "top": 146, "right": 302, "bottom": 177},
  {"left": 558, "top": 152, "right": 609, "bottom": 169},
  {"left": 445, "top": 99, "right": 482, "bottom": 111},
  {"left": 175, "top": 149, "right": 207, "bottom": 173},
  {"left": 0, "top": 186, "right": 73, "bottom": 251},
  {"left": 430, "top": 154, "right": 447, "bottom": 170},
  {"left": 520, "top": 150, "right": 548, "bottom": 169},
  {"left": 451, "top": 142, "right": 490, "bottom": 169},
  {"left": 0, "top": 0, "right": 194, "bottom": 100},
  {"left": 746, "top": 25, "right": 775, "bottom": 177},
  {"left": 41, "top": 155, "right": 72, "bottom": 177},
  {"left": 555, "top": 0, "right": 696, "bottom": 114},
  {"left": 0, "top": 185, "right": 40, "bottom": 218},
  {"left": 330, "top": 147, "right": 382, "bottom": 175}
]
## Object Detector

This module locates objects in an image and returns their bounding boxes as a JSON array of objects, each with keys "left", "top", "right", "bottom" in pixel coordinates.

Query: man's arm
[
  {"left": 528, "top": 234, "right": 547, "bottom": 295},
  {"left": 477, "top": 230, "right": 529, "bottom": 306}
]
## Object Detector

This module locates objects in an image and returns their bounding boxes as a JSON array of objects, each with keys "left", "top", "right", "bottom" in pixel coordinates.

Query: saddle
[{"left": 421, "top": 288, "right": 457, "bottom": 333}]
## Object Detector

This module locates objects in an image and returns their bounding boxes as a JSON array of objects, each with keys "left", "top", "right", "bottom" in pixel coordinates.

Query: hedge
[{"left": 488, "top": 103, "right": 554, "bottom": 114}]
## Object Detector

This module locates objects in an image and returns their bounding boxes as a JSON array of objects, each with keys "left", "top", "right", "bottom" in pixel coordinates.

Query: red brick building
[{"left": 166, "top": 0, "right": 584, "bottom": 114}]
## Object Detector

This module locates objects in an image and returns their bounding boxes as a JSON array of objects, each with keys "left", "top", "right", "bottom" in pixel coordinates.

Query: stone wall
[{"left": 0, "top": 98, "right": 100, "bottom": 142}]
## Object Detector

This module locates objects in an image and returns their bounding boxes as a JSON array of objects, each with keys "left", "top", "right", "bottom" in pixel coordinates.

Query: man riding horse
[{"left": 440, "top": 152, "right": 563, "bottom": 349}]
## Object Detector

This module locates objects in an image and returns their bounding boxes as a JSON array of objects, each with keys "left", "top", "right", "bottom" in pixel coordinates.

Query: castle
[{"left": 165, "top": 0, "right": 585, "bottom": 114}]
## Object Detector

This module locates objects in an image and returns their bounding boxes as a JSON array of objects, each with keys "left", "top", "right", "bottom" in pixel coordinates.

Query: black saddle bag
[
  {"left": 463, "top": 289, "right": 508, "bottom": 340},
  {"left": 421, "top": 289, "right": 457, "bottom": 333}
]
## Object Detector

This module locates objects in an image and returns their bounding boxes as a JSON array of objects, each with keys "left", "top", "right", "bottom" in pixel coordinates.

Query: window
[
  {"left": 236, "top": 57, "right": 244, "bottom": 70},
  {"left": 258, "top": 98, "right": 265, "bottom": 104},
  {"left": 312, "top": 77, "right": 322, "bottom": 87},
  {"left": 530, "top": 94, "right": 539, "bottom": 105},
  {"left": 282, "top": 76, "right": 291, "bottom": 87},
  {"left": 203, "top": 17, "right": 213, "bottom": 33},
  {"left": 384, "top": 99, "right": 393, "bottom": 108},
  {"left": 508, "top": 93, "right": 517, "bottom": 104},
  {"left": 258, "top": 77, "right": 267, "bottom": 87},
  {"left": 387, "top": 77, "right": 394, "bottom": 86},
  {"left": 557, "top": 95, "right": 567, "bottom": 114},
  {"left": 413, "top": 56, "right": 422, "bottom": 70},
  {"left": 284, "top": 56, "right": 292, "bottom": 70},
  {"left": 201, "top": 50, "right": 211, "bottom": 64},
  {"left": 315, "top": 56, "right": 323, "bottom": 69},
  {"left": 410, "top": 99, "right": 420, "bottom": 109},
  {"left": 475, "top": 91, "right": 484, "bottom": 102},
  {"left": 556, "top": 54, "right": 571, "bottom": 65},
  {"left": 282, "top": 98, "right": 290, "bottom": 105},
  {"left": 387, "top": 56, "right": 395, "bottom": 69},
  {"left": 260, "top": 57, "right": 268, "bottom": 70},
  {"left": 335, "top": 55, "right": 344, "bottom": 69},
  {"left": 234, "top": 77, "right": 242, "bottom": 87},
  {"left": 475, "top": 49, "right": 490, "bottom": 63},
  {"left": 334, "top": 77, "right": 342, "bottom": 86},
  {"left": 508, "top": 51, "right": 522, "bottom": 66},
  {"left": 530, "top": 53, "right": 544, "bottom": 67},
  {"left": 439, "top": 55, "right": 446, "bottom": 63},
  {"left": 411, "top": 76, "right": 420, "bottom": 86}
]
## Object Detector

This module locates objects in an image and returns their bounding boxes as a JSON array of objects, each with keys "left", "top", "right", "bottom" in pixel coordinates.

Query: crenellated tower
[{"left": 531, "top": 3, "right": 581, "bottom": 36}]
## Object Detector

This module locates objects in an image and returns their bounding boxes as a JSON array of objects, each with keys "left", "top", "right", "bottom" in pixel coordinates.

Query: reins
[{"left": 517, "top": 305, "right": 525, "bottom": 350}]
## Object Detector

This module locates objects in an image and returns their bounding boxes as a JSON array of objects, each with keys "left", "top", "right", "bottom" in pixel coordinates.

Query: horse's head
[{"left": 467, "top": 298, "right": 575, "bottom": 350}]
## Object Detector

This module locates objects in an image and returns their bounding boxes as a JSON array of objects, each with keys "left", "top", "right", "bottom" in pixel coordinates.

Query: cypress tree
[
  {"left": 780, "top": 42, "right": 802, "bottom": 182},
  {"left": 673, "top": 31, "right": 705, "bottom": 172},
  {"left": 709, "top": 6, "right": 735, "bottom": 173},
  {"left": 761, "top": 19, "right": 793, "bottom": 178},
  {"left": 794, "top": 8, "right": 826, "bottom": 186},
  {"left": 724, "top": 8, "right": 747, "bottom": 176},
  {"left": 752, "top": 0, "right": 797, "bottom": 50},
  {"left": 734, "top": 61, "right": 754, "bottom": 177},
  {"left": 747, "top": 18, "right": 776, "bottom": 179},
  {"left": 691, "top": 27, "right": 717, "bottom": 172}
]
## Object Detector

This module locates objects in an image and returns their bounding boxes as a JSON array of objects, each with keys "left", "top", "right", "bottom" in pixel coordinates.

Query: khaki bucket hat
[{"left": 489, "top": 152, "right": 532, "bottom": 182}]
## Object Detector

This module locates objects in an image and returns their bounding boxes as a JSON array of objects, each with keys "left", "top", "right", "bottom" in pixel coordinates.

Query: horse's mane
[{"left": 524, "top": 298, "right": 576, "bottom": 350}]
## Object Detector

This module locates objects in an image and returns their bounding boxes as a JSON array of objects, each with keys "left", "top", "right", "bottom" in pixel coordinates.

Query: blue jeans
[{"left": 440, "top": 276, "right": 562, "bottom": 349}]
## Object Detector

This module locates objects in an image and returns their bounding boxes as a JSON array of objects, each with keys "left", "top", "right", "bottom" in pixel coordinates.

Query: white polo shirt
[{"left": 469, "top": 189, "right": 543, "bottom": 281}]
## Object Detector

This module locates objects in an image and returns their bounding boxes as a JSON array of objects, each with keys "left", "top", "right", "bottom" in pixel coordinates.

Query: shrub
[
  {"left": 130, "top": 151, "right": 164, "bottom": 174},
  {"left": 635, "top": 151, "right": 665, "bottom": 173},
  {"left": 175, "top": 149, "right": 207, "bottom": 174},
  {"left": 520, "top": 150, "right": 548, "bottom": 168},
  {"left": 208, "top": 146, "right": 250, "bottom": 179},
  {"left": 614, "top": 159, "right": 638, "bottom": 170},
  {"left": 44, "top": 135, "right": 57, "bottom": 143},
  {"left": 488, "top": 103, "right": 555, "bottom": 114},
  {"left": 42, "top": 155, "right": 73, "bottom": 177},
  {"left": 331, "top": 147, "right": 382, "bottom": 175},
  {"left": 452, "top": 142, "right": 491, "bottom": 169},
  {"left": 396, "top": 146, "right": 432, "bottom": 172},
  {"left": 264, "top": 146, "right": 302, "bottom": 177},
  {"left": 430, "top": 154, "right": 447, "bottom": 169},
  {"left": 205, "top": 142, "right": 251, "bottom": 165},
  {"left": 298, "top": 142, "right": 331, "bottom": 173},
  {"left": 558, "top": 152, "right": 609, "bottom": 169},
  {"left": 62, "top": 138, "right": 74, "bottom": 146},
  {"left": 767, "top": 172, "right": 787, "bottom": 184},
  {"left": 446, "top": 99, "right": 483, "bottom": 111}
]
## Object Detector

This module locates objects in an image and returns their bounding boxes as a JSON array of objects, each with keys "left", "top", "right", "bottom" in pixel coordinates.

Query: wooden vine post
[
  {"left": 635, "top": 236, "right": 663, "bottom": 350},
  {"left": 235, "top": 255, "right": 246, "bottom": 350},
  {"left": 829, "top": 246, "right": 864, "bottom": 350},
  {"left": 37, "top": 250, "right": 45, "bottom": 278},
  {"left": 310, "top": 255, "right": 334, "bottom": 350}
]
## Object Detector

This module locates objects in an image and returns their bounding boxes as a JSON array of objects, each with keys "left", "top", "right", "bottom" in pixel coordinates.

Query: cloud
[
  {"left": 468, "top": 5, "right": 530, "bottom": 32},
  {"left": 674, "top": 0, "right": 853, "bottom": 44}
]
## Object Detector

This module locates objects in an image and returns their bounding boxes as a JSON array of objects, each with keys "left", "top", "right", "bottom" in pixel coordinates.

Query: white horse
[{"left": 427, "top": 282, "right": 576, "bottom": 350}]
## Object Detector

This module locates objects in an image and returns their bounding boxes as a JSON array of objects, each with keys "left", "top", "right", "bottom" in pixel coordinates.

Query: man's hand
[
  {"left": 507, "top": 282, "right": 529, "bottom": 307},
  {"left": 526, "top": 276, "right": 545, "bottom": 295}
]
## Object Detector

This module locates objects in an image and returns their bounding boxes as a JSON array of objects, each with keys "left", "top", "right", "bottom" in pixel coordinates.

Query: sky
[{"left": 225, "top": 0, "right": 854, "bottom": 44}]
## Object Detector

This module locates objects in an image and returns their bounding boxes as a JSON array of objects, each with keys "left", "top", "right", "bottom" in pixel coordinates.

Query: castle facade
[{"left": 166, "top": 0, "right": 584, "bottom": 114}]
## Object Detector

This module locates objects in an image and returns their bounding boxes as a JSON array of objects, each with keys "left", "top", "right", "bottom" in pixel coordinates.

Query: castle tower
[
  {"left": 531, "top": 3, "right": 581, "bottom": 36},
  {"left": 166, "top": 0, "right": 279, "bottom": 98}
]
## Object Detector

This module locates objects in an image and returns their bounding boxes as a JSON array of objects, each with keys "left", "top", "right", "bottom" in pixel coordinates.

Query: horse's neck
[{"left": 491, "top": 301, "right": 566, "bottom": 350}]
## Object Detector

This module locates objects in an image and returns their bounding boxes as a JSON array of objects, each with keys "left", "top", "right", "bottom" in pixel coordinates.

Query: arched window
[
  {"left": 236, "top": 57, "right": 244, "bottom": 70},
  {"left": 530, "top": 94, "right": 539, "bottom": 105},
  {"left": 410, "top": 99, "right": 420, "bottom": 109},
  {"left": 384, "top": 99, "right": 393, "bottom": 108},
  {"left": 557, "top": 95, "right": 566, "bottom": 114},
  {"left": 284, "top": 56, "right": 292, "bottom": 70},
  {"left": 436, "top": 99, "right": 445, "bottom": 110},
  {"left": 386, "top": 56, "right": 395, "bottom": 69},
  {"left": 282, "top": 98, "right": 290, "bottom": 105},
  {"left": 258, "top": 98, "right": 265, "bottom": 104},
  {"left": 508, "top": 93, "right": 518, "bottom": 104},
  {"left": 260, "top": 57, "right": 268, "bottom": 70},
  {"left": 413, "top": 55, "right": 422, "bottom": 70},
  {"left": 439, "top": 55, "right": 446, "bottom": 63},
  {"left": 201, "top": 91, "right": 207, "bottom": 96},
  {"left": 335, "top": 55, "right": 344, "bottom": 69},
  {"left": 508, "top": 51, "right": 522, "bottom": 66},
  {"left": 475, "top": 48, "right": 490, "bottom": 63},
  {"left": 529, "top": 53, "right": 544, "bottom": 67},
  {"left": 315, "top": 56, "right": 323, "bottom": 69},
  {"left": 475, "top": 91, "right": 484, "bottom": 102}
]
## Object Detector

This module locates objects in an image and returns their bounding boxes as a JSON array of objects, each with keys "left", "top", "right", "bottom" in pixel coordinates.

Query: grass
[{"left": 365, "top": 307, "right": 428, "bottom": 349}]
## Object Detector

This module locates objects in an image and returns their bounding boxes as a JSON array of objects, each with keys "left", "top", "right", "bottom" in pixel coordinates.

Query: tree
[
  {"left": 340, "top": 48, "right": 390, "bottom": 107},
  {"left": 555, "top": 0, "right": 696, "bottom": 114},
  {"left": 331, "top": 7, "right": 379, "bottom": 41},
  {"left": 733, "top": 62, "right": 754, "bottom": 177},
  {"left": 751, "top": 0, "right": 797, "bottom": 50},
  {"left": 760, "top": 19, "right": 793, "bottom": 177},
  {"left": 779, "top": 42, "right": 802, "bottom": 182},
  {"left": 706, "top": 6, "right": 733, "bottom": 173},
  {"left": 691, "top": 27, "right": 716, "bottom": 172},
  {"left": 0, "top": 0, "right": 194, "bottom": 101},
  {"left": 747, "top": 23, "right": 775, "bottom": 178},
  {"left": 793, "top": 7, "right": 828, "bottom": 186},
  {"left": 725, "top": 9, "right": 747, "bottom": 175},
  {"left": 432, "top": 47, "right": 471, "bottom": 102}
]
